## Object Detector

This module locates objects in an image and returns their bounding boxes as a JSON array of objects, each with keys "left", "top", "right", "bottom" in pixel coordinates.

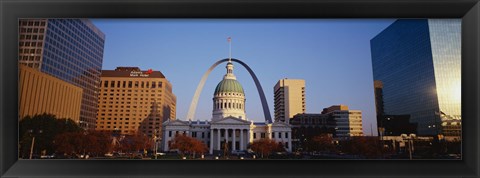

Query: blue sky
[{"left": 91, "top": 19, "right": 396, "bottom": 136}]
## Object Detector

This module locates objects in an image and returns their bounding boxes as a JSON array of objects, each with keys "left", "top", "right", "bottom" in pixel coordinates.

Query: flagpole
[{"left": 228, "top": 37, "right": 232, "bottom": 62}]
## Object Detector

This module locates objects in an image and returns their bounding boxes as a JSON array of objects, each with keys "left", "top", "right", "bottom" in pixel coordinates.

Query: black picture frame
[{"left": 1, "top": 0, "right": 479, "bottom": 177}]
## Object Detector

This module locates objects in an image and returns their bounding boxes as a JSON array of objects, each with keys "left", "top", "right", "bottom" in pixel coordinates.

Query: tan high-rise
[
  {"left": 95, "top": 67, "right": 176, "bottom": 138},
  {"left": 274, "top": 79, "right": 305, "bottom": 123},
  {"left": 19, "top": 65, "right": 83, "bottom": 122}
]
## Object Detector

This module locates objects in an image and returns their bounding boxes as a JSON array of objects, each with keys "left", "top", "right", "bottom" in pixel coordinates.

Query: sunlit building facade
[
  {"left": 95, "top": 67, "right": 177, "bottom": 138},
  {"left": 370, "top": 19, "right": 461, "bottom": 136},
  {"left": 18, "top": 19, "right": 105, "bottom": 130},
  {"left": 321, "top": 105, "right": 364, "bottom": 137},
  {"left": 274, "top": 79, "right": 306, "bottom": 123},
  {"left": 19, "top": 65, "right": 83, "bottom": 122}
]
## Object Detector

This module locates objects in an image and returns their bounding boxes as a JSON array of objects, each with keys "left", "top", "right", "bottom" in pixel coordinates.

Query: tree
[
  {"left": 250, "top": 139, "right": 284, "bottom": 158},
  {"left": 310, "top": 134, "right": 335, "bottom": 153},
  {"left": 114, "top": 133, "right": 152, "bottom": 158},
  {"left": 52, "top": 132, "right": 77, "bottom": 157},
  {"left": 87, "top": 131, "right": 113, "bottom": 156},
  {"left": 169, "top": 134, "right": 208, "bottom": 158},
  {"left": 19, "top": 113, "right": 82, "bottom": 158},
  {"left": 53, "top": 130, "right": 112, "bottom": 158},
  {"left": 340, "top": 136, "right": 385, "bottom": 159}
]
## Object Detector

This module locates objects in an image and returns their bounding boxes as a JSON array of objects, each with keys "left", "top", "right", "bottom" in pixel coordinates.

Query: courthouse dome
[{"left": 214, "top": 79, "right": 244, "bottom": 95}]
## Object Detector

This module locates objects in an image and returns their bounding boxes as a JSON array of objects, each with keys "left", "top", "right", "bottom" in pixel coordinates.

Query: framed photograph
[{"left": 1, "top": 0, "right": 479, "bottom": 177}]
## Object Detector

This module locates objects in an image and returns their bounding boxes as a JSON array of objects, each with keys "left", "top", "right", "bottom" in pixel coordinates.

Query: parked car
[
  {"left": 231, "top": 150, "right": 246, "bottom": 155},
  {"left": 40, "top": 154, "right": 55, "bottom": 159}
]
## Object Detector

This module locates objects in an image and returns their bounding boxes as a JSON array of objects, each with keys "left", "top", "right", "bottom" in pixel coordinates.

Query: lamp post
[
  {"left": 29, "top": 129, "right": 43, "bottom": 159},
  {"left": 378, "top": 127, "right": 385, "bottom": 158},
  {"left": 153, "top": 129, "right": 158, "bottom": 159},
  {"left": 401, "top": 134, "right": 416, "bottom": 160}
]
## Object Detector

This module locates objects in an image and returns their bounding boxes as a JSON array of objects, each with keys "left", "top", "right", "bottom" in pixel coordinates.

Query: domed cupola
[
  {"left": 212, "top": 61, "right": 246, "bottom": 121},
  {"left": 214, "top": 79, "right": 244, "bottom": 95}
]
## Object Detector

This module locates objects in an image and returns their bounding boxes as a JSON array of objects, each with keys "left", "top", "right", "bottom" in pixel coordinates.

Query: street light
[
  {"left": 28, "top": 129, "right": 43, "bottom": 159},
  {"left": 401, "top": 134, "right": 416, "bottom": 160},
  {"left": 153, "top": 129, "right": 158, "bottom": 159},
  {"left": 378, "top": 127, "right": 386, "bottom": 158}
]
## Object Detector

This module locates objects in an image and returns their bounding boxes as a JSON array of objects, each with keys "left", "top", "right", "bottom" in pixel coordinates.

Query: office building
[
  {"left": 371, "top": 19, "right": 461, "bottom": 136},
  {"left": 374, "top": 81, "right": 418, "bottom": 136},
  {"left": 290, "top": 113, "right": 335, "bottom": 151},
  {"left": 19, "top": 65, "right": 83, "bottom": 122},
  {"left": 274, "top": 79, "right": 305, "bottom": 123},
  {"left": 289, "top": 105, "right": 363, "bottom": 151},
  {"left": 19, "top": 19, "right": 105, "bottom": 129},
  {"left": 381, "top": 115, "right": 418, "bottom": 136},
  {"left": 95, "top": 67, "right": 176, "bottom": 138},
  {"left": 321, "top": 105, "right": 364, "bottom": 137}
]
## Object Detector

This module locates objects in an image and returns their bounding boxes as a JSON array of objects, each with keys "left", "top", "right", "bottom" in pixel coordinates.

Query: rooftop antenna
[{"left": 227, "top": 37, "right": 232, "bottom": 62}]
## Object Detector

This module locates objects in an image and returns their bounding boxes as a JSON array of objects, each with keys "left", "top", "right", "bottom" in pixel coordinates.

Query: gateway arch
[{"left": 186, "top": 58, "right": 272, "bottom": 123}]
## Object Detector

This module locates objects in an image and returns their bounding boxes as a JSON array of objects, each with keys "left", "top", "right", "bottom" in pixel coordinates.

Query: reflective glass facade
[
  {"left": 370, "top": 19, "right": 461, "bottom": 136},
  {"left": 19, "top": 19, "right": 105, "bottom": 130}
]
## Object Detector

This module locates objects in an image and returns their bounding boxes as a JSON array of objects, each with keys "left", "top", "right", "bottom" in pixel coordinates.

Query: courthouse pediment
[
  {"left": 211, "top": 116, "right": 251, "bottom": 125},
  {"left": 271, "top": 121, "right": 290, "bottom": 127},
  {"left": 163, "top": 119, "right": 189, "bottom": 126}
]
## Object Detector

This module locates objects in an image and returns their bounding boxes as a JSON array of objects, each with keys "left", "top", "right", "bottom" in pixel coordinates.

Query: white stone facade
[{"left": 162, "top": 118, "right": 292, "bottom": 154}]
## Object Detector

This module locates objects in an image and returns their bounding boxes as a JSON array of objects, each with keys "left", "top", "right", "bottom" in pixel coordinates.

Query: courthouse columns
[
  {"left": 217, "top": 129, "right": 221, "bottom": 150},
  {"left": 249, "top": 130, "right": 253, "bottom": 143},
  {"left": 164, "top": 129, "right": 169, "bottom": 151},
  {"left": 224, "top": 129, "right": 228, "bottom": 149},
  {"left": 209, "top": 129, "right": 214, "bottom": 154},
  {"left": 240, "top": 129, "right": 244, "bottom": 150},
  {"left": 232, "top": 129, "right": 236, "bottom": 151}
]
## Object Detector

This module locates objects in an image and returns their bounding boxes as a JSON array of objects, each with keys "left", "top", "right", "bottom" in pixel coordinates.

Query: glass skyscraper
[
  {"left": 19, "top": 19, "right": 105, "bottom": 130},
  {"left": 370, "top": 19, "right": 461, "bottom": 136}
]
